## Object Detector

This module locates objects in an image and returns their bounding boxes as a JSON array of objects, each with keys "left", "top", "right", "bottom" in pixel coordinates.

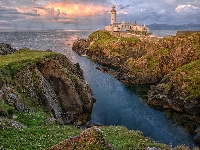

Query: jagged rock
[
  {"left": 37, "top": 58, "right": 95, "bottom": 124},
  {"left": 146, "top": 147, "right": 162, "bottom": 150},
  {"left": 72, "top": 39, "right": 89, "bottom": 56},
  {"left": 0, "top": 90, "right": 3, "bottom": 99},
  {"left": 50, "top": 126, "right": 114, "bottom": 150},
  {"left": 1, "top": 88, "right": 25, "bottom": 112},
  {"left": 194, "top": 127, "right": 200, "bottom": 143},
  {"left": 0, "top": 117, "right": 27, "bottom": 130},
  {"left": 0, "top": 43, "right": 17, "bottom": 55}
]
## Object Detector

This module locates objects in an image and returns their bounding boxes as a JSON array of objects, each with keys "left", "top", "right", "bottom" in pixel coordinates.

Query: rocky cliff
[
  {"left": 73, "top": 30, "right": 200, "bottom": 84},
  {"left": 72, "top": 30, "right": 200, "bottom": 143},
  {"left": 0, "top": 43, "right": 95, "bottom": 126}
]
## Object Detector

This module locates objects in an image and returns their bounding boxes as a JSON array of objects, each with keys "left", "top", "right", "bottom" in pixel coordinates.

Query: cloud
[
  {"left": 0, "top": 0, "right": 200, "bottom": 30},
  {"left": 157, "top": 9, "right": 167, "bottom": 15},
  {"left": 164, "top": 0, "right": 177, "bottom": 4},
  {"left": 175, "top": 4, "right": 199, "bottom": 14}
]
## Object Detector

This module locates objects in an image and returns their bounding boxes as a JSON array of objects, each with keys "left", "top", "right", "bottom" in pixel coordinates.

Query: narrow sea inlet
[{"left": 0, "top": 30, "right": 195, "bottom": 147}]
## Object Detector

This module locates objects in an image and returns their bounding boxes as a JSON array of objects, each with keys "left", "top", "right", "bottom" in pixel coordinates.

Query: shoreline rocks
[{"left": 0, "top": 43, "right": 17, "bottom": 55}]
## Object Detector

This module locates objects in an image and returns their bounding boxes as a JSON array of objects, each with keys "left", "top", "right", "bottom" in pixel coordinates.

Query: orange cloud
[
  {"left": 16, "top": 2, "right": 109, "bottom": 23},
  {"left": 43, "top": 2, "right": 107, "bottom": 17}
]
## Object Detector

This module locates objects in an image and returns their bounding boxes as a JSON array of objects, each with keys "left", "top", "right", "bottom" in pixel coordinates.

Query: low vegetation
[
  {"left": 0, "top": 108, "right": 170, "bottom": 149},
  {"left": 88, "top": 30, "right": 140, "bottom": 57},
  {"left": 100, "top": 126, "right": 169, "bottom": 150},
  {"left": 165, "top": 59, "right": 200, "bottom": 100}
]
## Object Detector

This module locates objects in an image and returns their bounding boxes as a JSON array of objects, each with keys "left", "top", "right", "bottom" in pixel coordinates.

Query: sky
[{"left": 0, "top": 0, "right": 199, "bottom": 30}]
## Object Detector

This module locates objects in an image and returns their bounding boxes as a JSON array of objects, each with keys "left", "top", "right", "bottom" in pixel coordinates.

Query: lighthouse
[
  {"left": 111, "top": 5, "right": 116, "bottom": 24},
  {"left": 105, "top": 5, "right": 149, "bottom": 32}
]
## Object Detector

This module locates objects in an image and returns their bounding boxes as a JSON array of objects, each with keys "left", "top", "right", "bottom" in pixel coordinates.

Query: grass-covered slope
[
  {"left": 0, "top": 49, "right": 56, "bottom": 67},
  {"left": 148, "top": 58, "right": 200, "bottom": 114},
  {"left": 0, "top": 49, "right": 59, "bottom": 117},
  {"left": 0, "top": 111, "right": 170, "bottom": 149},
  {"left": 0, "top": 49, "right": 59, "bottom": 88},
  {"left": 88, "top": 30, "right": 141, "bottom": 58},
  {"left": 167, "top": 59, "right": 200, "bottom": 100}
]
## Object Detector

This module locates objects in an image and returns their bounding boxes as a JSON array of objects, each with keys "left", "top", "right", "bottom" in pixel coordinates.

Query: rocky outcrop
[
  {"left": 50, "top": 126, "right": 114, "bottom": 150},
  {"left": 73, "top": 30, "right": 200, "bottom": 84},
  {"left": 147, "top": 75, "right": 200, "bottom": 115},
  {"left": 0, "top": 48, "right": 95, "bottom": 125},
  {"left": 194, "top": 127, "right": 200, "bottom": 143},
  {"left": 0, "top": 117, "right": 27, "bottom": 130},
  {"left": 72, "top": 39, "right": 89, "bottom": 56},
  {"left": 0, "top": 43, "right": 17, "bottom": 55}
]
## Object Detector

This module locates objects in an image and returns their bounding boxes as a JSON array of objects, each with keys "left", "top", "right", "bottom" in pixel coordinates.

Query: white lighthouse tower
[{"left": 110, "top": 5, "right": 116, "bottom": 24}]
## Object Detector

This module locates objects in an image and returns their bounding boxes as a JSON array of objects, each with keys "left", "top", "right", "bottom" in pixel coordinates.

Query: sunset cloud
[
  {"left": 0, "top": 0, "right": 200, "bottom": 30},
  {"left": 15, "top": 2, "right": 109, "bottom": 24}
]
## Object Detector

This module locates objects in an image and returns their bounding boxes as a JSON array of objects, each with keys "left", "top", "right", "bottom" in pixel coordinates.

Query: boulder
[
  {"left": 0, "top": 43, "right": 17, "bottom": 55},
  {"left": 50, "top": 126, "right": 114, "bottom": 150},
  {"left": 194, "top": 127, "right": 200, "bottom": 143}
]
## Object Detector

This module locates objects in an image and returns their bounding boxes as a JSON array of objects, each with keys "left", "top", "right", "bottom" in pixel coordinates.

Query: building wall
[{"left": 105, "top": 23, "right": 149, "bottom": 33}]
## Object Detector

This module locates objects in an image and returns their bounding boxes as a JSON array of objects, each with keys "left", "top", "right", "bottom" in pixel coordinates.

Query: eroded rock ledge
[{"left": 0, "top": 43, "right": 95, "bottom": 125}]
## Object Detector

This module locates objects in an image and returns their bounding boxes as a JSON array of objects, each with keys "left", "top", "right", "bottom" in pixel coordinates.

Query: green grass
[
  {"left": 0, "top": 49, "right": 59, "bottom": 71},
  {"left": 1, "top": 110, "right": 170, "bottom": 150},
  {"left": 179, "top": 60, "right": 200, "bottom": 100},
  {"left": 0, "top": 125, "right": 81, "bottom": 149},
  {"left": 100, "top": 126, "right": 169, "bottom": 150},
  {"left": 0, "top": 100, "right": 15, "bottom": 117},
  {"left": 120, "top": 37, "right": 141, "bottom": 43},
  {"left": 154, "top": 48, "right": 170, "bottom": 57},
  {"left": 88, "top": 30, "right": 140, "bottom": 57},
  {"left": 146, "top": 55, "right": 158, "bottom": 69},
  {"left": 165, "top": 59, "right": 200, "bottom": 100}
]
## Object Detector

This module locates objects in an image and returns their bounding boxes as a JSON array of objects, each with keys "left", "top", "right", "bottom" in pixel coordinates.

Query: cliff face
[{"left": 0, "top": 44, "right": 95, "bottom": 125}]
